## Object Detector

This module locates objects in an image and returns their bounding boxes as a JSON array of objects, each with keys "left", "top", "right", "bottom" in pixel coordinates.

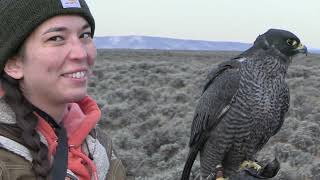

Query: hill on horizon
[{"left": 94, "top": 35, "right": 320, "bottom": 54}]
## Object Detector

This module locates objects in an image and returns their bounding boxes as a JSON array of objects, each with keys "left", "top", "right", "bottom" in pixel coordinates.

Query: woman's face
[{"left": 9, "top": 15, "right": 96, "bottom": 106}]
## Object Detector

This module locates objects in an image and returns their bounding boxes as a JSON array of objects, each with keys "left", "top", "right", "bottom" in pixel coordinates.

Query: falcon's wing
[{"left": 189, "top": 59, "right": 242, "bottom": 148}]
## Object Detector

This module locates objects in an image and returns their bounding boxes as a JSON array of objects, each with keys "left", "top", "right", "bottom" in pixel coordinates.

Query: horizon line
[{"left": 94, "top": 35, "right": 320, "bottom": 50}]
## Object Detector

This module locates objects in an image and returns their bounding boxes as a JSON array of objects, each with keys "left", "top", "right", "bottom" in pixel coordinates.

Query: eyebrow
[
  {"left": 42, "top": 27, "right": 67, "bottom": 35},
  {"left": 42, "top": 23, "right": 91, "bottom": 35},
  {"left": 82, "top": 24, "right": 91, "bottom": 31}
]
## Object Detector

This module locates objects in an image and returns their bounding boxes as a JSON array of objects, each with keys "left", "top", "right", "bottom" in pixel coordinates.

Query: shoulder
[
  {"left": 0, "top": 123, "right": 33, "bottom": 162},
  {"left": 90, "top": 126, "right": 127, "bottom": 180},
  {"left": 203, "top": 59, "right": 241, "bottom": 94},
  {"left": 0, "top": 148, "right": 35, "bottom": 179},
  {"left": 0, "top": 147, "right": 32, "bottom": 165}
]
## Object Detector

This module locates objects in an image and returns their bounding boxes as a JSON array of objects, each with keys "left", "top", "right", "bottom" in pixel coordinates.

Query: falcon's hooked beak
[{"left": 295, "top": 43, "right": 308, "bottom": 56}]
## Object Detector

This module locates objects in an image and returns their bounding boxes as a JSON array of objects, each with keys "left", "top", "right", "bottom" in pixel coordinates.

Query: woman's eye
[
  {"left": 81, "top": 32, "right": 92, "bottom": 39},
  {"left": 287, "top": 39, "right": 298, "bottom": 47},
  {"left": 48, "top": 36, "right": 64, "bottom": 42}
]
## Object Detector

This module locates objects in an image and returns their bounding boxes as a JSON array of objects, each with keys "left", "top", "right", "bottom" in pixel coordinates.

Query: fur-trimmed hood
[{"left": 0, "top": 98, "right": 16, "bottom": 125}]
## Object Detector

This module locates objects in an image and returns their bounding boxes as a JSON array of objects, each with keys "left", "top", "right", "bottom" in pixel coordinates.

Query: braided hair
[{"left": 1, "top": 64, "right": 51, "bottom": 179}]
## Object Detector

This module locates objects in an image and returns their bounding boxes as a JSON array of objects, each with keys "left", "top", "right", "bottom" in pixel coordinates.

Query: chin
[
  {"left": 64, "top": 92, "right": 87, "bottom": 103},
  {"left": 61, "top": 87, "right": 88, "bottom": 102}
]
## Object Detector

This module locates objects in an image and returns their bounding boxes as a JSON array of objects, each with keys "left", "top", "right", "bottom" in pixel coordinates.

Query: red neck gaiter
[{"left": 37, "top": 96, "right": 101, "bottom": 180}]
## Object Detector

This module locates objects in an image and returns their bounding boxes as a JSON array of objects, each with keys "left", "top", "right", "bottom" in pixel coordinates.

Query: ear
[{"left": 4, "top": 56, "right": 24, "bottom": 79}]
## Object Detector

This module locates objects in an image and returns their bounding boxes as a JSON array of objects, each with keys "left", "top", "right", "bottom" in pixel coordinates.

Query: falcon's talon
[
  {"left": 205, "top": 173, "right": 215, "bottom": 180},
  {"left": 215, "top": 164, "right": 228, "bottom": 180},
  {"left": 240, "top": 160, "right": 262, "bottom": 171},
  {"left": 216, "top": 178, "right": 226, "bottom": 180},
  {"left": 204, "top": 165, "right": 228, "bottom": 180}
]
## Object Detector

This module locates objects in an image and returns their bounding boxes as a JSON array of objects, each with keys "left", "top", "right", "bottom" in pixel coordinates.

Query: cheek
[
  {"left": 37, "top": 53, "right": 62, "bottom": 73},
  {"left": 87, "top": 43, "right": 96, "bottom": 66}
]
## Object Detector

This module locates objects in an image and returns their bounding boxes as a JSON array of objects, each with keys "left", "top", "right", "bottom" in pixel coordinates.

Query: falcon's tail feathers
[{"left": 181, "top": 148, "right": 198, "bottom": 180}]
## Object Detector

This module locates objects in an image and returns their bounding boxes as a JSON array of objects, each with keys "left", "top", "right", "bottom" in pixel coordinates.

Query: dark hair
[{"left": 1, "top": 72, "right": 51, "bottom": 179}]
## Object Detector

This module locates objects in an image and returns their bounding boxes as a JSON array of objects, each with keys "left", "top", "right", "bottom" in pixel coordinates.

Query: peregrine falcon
[{"left": 181, "top": 29, "right": 308, "bottom": 180}]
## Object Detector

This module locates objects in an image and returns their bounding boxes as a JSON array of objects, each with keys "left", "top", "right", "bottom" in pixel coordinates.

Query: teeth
[{"left": 65, "top": 71, "right": 86, "bottom": 79}]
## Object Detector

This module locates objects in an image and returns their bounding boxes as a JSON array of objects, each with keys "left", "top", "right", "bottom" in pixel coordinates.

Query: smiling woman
[
  {"left": 0, "top": 0, "right": 125, "bottom": 180},
  {"left": 12, "top": 15, "right": 97, "bottom": 116}
]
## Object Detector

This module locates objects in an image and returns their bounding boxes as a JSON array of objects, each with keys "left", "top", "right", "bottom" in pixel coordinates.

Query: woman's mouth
[{"left": 63, "top": 71, "right": 87, "bottom": 79}]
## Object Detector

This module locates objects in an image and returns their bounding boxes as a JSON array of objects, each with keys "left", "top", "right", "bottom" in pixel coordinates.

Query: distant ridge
[
  {"left": 94, "top": 35, "right": 320, "bottom": 54},
  {"left": 94, "top": 35, "right": 251, "bottom": 51},
  {"left": 310, "top": 48, "right": 320, "bottom": 54}
]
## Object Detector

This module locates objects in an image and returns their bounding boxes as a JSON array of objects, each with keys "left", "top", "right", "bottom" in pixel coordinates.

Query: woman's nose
[{"left": 68, "top": 39, "right": 88, "bottom": 61}]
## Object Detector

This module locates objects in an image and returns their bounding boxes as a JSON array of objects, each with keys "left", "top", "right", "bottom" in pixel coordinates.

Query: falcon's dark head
[{"left": 254, "top": 29, "right": 308, "bottom": 58}]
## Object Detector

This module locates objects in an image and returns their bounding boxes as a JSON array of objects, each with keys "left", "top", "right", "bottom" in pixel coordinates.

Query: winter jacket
[{"left": 0, "top": 96, "right": 126, "bottom": 180}]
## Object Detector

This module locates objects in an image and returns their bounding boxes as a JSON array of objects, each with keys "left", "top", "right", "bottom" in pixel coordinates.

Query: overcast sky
[{"left": 87, "top": 0, "right": 320, "bottom": 48}]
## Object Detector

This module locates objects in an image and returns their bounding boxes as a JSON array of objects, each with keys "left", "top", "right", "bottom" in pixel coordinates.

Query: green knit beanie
[{"left": 0, "top": 0, "right": 95, "bottom": 72}]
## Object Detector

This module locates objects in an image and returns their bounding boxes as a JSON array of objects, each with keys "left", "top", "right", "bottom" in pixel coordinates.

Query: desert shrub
[
  {"left": 287, "top": 65, "right": 314, "bottom": 79},
  {"left": 311, "top": 162, "right": 320, "bottom": 180},
  {"left": 170, "top": 78, "right": 186, "bottom": 89},
  {"left": 128, "top": 86, "right": 153, "bottom": 103}
]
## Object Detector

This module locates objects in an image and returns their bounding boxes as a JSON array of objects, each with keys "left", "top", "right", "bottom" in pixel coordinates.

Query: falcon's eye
[{"left": 286, "top": 39, "right": 298, "bottom": 48}]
